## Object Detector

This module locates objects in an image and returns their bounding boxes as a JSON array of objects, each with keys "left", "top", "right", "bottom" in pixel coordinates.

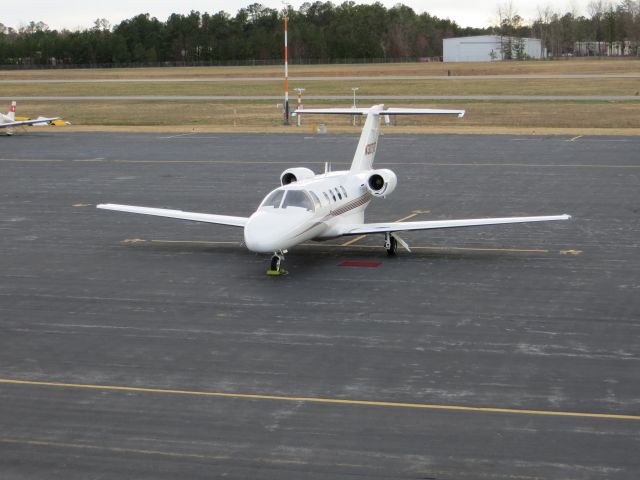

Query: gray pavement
[{"left": 1, "top": 132, "right": 639, "bottom": 479}]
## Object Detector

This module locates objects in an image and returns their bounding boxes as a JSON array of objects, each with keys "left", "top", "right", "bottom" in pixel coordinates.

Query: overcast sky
[{"left": 4, "top": 1, "right": 592, "bottom": 31}]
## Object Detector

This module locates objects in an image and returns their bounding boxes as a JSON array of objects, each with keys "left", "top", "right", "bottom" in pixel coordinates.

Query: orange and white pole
[{"left": 283, "top": 12, "right": 290, "bottom": 125}]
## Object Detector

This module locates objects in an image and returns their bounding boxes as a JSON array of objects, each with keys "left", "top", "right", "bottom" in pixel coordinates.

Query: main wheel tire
[{"left": 386, "top": 236, "right": 398, "bottom": 256}]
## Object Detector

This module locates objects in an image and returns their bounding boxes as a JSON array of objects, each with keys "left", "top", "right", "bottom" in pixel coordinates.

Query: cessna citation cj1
[{"left": 98, "top": 105, "right": 570, "bottom": 275}]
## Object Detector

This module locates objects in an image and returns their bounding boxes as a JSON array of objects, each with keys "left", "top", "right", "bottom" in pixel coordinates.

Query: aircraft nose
[
  {"left": 244, "top": 212, "right": 285, "bottom": 253},
  {"left": 244, "top": 210, "right": 311, "bottom": 253}
]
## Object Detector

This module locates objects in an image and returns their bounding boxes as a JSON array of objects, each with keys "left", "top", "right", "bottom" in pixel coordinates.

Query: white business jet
[
  {"left": 1, "top": 101, "right": 60, "bottom": 135},
  {"left": 98, "top": 104, "right": 570, "bottom": 275}
]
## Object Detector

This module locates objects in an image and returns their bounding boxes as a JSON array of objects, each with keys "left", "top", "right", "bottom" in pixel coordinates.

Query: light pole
[
  {"left": 294, "top": 88, "right": 305, "bottom": 126},
  {"left": 351, "top": 87, "right": 359, "bottom": 126}
]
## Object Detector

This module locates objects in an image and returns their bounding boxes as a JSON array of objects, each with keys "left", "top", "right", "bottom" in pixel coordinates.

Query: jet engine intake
[
  {"left": 281, "top": 167, "right": 315, "bottom": 186},
  {"left": 366, "top": 169, "right": 397, "bottom": 197}
]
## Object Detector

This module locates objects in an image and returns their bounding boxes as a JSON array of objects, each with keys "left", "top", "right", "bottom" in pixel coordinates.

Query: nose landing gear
[{"left": 266, "top": 250, "right": 288, "bottom": 276}]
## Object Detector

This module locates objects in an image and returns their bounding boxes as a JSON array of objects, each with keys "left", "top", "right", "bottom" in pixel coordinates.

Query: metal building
[{"left": 443, "top": 35, "right": 543, "bottom": 62}]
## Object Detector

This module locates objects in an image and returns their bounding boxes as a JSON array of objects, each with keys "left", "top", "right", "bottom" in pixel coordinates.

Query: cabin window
[
  {"left": 340, "top": 186, "right": 348, "bottom": 198},
  {"left": 335, "top": 188, "right": 342, "bottom": 200},
  {"left": 261, "top": 189, "right": 285, "bottom": 208},
  {"left": 323, "top": 192, "right": 330, "bottom": 203},
  {"left": 330, "top": 191, "right": 337, "bottom": 202},
  {"left": 282, "top": 189, "right": 314, "bottom": 211}
]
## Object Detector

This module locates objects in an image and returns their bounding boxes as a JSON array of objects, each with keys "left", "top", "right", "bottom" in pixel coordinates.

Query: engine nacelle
[
  {"left": 280, "top": 167, "right": 315, "bottom": 186},
  {"left": 366, "top": 169, "right": 397, "bottom": 197}
]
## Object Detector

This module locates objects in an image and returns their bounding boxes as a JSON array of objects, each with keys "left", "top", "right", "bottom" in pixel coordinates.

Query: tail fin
[
  {"left": 350, "top": 104, "right": 384, "bottom": 173},
  {"left": 8, "top": 101, "right": 16, "bottom": 121}
]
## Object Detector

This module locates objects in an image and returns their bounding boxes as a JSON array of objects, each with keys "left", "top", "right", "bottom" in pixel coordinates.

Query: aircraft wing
[
  {"left": 1, "top": 117, "right": 60, "bottom": 128},
  {"left": 97, "top": 204, "right": 248, "bottom": 227},
  {"left": 338, "top": 214, "right": 571, "bottom": 235}
]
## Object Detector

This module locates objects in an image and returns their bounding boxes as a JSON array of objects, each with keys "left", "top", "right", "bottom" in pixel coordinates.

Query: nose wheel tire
[{"left": 266, "top": 252, "right": 288, "bottom": 276}]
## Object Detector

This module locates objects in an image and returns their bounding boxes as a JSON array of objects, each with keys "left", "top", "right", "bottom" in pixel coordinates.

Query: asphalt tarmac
[{"left": 1, "top": 131, "right": 639, "bottom": 479}]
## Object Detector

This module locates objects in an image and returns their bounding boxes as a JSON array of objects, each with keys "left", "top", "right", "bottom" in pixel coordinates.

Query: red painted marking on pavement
[{"left": 338, "top": 261, "right": 382, "bottom": 268}]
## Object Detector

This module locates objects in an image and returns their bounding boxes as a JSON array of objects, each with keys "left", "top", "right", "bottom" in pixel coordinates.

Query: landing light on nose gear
[{"left": 267, "top": 250, "right": 288, "bottom": 276}]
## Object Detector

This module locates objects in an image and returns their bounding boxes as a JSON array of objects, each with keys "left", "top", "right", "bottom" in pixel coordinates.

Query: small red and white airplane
[
  {"left": 98, "top": 105, "right": 570, "bottom": 274},
  {"left": 1, "top": 101, "right": 60, "bottom": 135}
]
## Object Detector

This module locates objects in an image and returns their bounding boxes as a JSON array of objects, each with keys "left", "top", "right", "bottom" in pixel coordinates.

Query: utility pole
[{"left": 283, "top": 6, "right": 290, "bottom": 125}]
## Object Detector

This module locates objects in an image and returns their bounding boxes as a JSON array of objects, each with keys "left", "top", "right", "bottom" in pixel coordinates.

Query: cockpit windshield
[
  {"left": 261, "top": 189, "right": 285, "bottom": 208},
  {"left": 260, "top": 188, "right": 315, "bottom": 212},
  {"left": 282, "top": 190, "right": 314, "bottom": 211}
]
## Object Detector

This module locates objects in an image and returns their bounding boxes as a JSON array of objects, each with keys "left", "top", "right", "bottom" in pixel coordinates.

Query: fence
[{"left": 0, "top": 56, "right": 442, "bottom": 70}]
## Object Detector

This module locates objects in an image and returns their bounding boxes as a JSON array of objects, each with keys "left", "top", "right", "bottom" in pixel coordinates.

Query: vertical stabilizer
[
  {"left": 8, "top": 101, "right": 16, "bottom": 121},
  {"left": 349, "top": 104, "right": 384, "bottom": 173}
]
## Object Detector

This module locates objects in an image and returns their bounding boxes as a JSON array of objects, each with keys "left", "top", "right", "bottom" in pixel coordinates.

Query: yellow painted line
[
  {"left": 411, "top": 245, "right": 549, "bottom": 254},
  {"left": 113, "top": 159, "right": 324, "bottom": 165},
  {"left": 0, "top": 158, "right": 65, "bottom": 163},
  {"left": 568, "top": 135, "right": 583, "bottom": 142},
  {"left": 125, "top": 238, "right": 559, "bottom": 255},
  {"left": 72, "top": 203, "right": 92, "bottom": 208},
  {"left": 0, "top": 437, "right": 314, "bottom": 467},
  {"left": 333, "top": 244, "right": 549, "bottom": 254},
  {"left": 341, "top": 235, "right": 367, "bottom": 247},
  {"left": 1, "top": 378, "right": 638, "bottom": 421},
  {"left": 341, "top": 210, "right": 429, "bottom": 247},
  {"left": 0, "top": 438, "right": 228, "bottom": 461},
  {"left": 150, "top": 239, "right": 238, "bottom": 246}
]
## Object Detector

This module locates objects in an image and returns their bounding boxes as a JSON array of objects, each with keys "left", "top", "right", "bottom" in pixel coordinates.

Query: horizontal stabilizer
[
  {"left": 294, "top": 104, "right": 465, "bottom": 173},
  {"left": 338, "top": 214, "right": 571, "bottom": 236},
  {"left": 293, "top": 107, "right": 464, "bottom": 117},
  {"left": 97, "top": 203, "right": 248, "bottom": 227}
]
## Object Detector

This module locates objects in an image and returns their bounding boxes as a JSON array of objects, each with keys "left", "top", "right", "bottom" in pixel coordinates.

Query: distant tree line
[
  {"left": 0, "top": 2, "right": 483, "bottom": 67},
  {"left": 495, "top": 0, "right": 640, "bottom": 57},
  {"left": 0, "top": 1, "right": 639, "bottom": 67}
]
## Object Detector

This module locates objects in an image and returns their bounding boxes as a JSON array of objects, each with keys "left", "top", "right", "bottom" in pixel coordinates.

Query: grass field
[
  {"left": 2, "top": 78, "right": 640, "bottom": 97},
  {"left": 2, "top": 59, "right": 640, "bottom": 133},
  {"left": 2, "top": 58, "right": 640, "bottom": 79}
]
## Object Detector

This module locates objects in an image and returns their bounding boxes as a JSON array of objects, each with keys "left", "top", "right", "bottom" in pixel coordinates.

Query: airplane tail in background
[{"left": 8, "top": 101, "right": 16, "bottom": 121}]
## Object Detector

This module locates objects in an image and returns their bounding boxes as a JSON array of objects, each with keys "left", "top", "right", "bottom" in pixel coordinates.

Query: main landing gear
[
  {"left": 385, "top": 232, "right": 411, "bottom": 256},
  {"left": 266, "top": 250, "right": 288, "bottom": 276},
  {"left": 385, "top": 232, "right": 398, "bottom": 256}
]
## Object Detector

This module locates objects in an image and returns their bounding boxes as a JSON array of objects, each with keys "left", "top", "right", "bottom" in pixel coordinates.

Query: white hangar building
[{"left": 443, "top": 35, "right": 543, "bottom": 62}]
